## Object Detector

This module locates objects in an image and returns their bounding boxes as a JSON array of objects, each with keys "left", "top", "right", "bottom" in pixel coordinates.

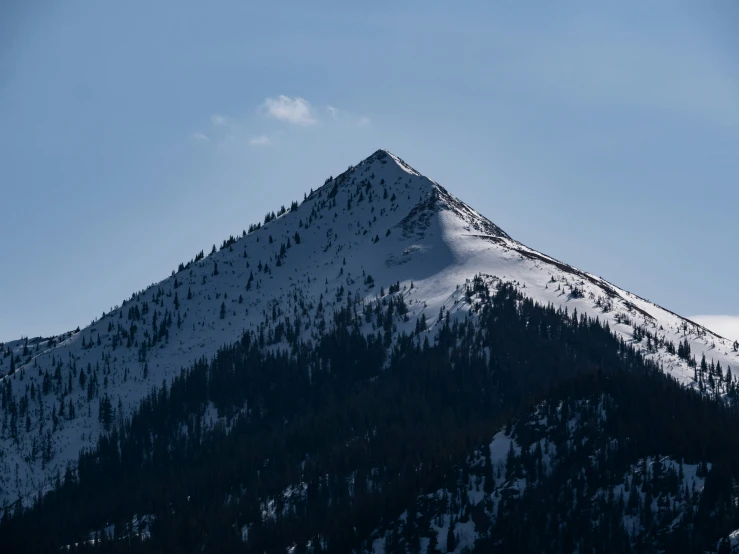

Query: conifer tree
[
  {"left": 446, "top": 519, "right": 455, "bottom": 553},
  {"left": 427, "top": 532, "right": 439, "bottom": 553}
]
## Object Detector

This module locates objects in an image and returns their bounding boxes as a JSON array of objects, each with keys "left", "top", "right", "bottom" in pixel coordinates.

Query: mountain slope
[
  {"left": 4, "top": 280, "right": 739, "bottom": 553},
  {"left": 0, "top": 149, "right": 737, "bottom": 510}
]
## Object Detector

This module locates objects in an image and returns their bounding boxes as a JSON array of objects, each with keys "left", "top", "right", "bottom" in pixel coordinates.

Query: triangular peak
[{"left": 344, "top": 149, "right": 423, "bottom": 177}]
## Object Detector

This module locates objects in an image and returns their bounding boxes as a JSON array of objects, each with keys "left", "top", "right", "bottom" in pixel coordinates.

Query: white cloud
[
  {"left": 325, "top": 105, "right": 370, "bottom": 126},
  {"left": 249, "top": 135, "right": 271, "bottom": 146},
  {"left": 263, "top": 96, "right": 316, "bottom": 125},
  {"left": 690, "top": 315, "right": 739, "bottom": 341},
  {"left": 210, "top": 114, "right": 228, "bottom": 126},
  {"left": 190, "top": 132, "right": 210, "bottom": 142}
]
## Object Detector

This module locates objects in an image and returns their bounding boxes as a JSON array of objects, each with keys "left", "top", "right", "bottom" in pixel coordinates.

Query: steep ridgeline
[
  {"left": 0, "top": 151, "right": 737, "bottom": 521},
  {"left": 1, "top": 332, "right": 77, "bottom": 378}
]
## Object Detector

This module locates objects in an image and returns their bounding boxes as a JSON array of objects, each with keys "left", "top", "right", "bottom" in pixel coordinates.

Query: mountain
[{"left": 1, "top": 149, "right": 739, "bottom": 553}]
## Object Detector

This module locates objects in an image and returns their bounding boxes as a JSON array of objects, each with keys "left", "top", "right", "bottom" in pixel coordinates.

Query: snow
[
  {"left": 0, "top": 148, "right": 735, "bottom": 508},
  {"left": 365, "top": 397, "right": 713, "bottom": 553},
  {"left": 718, "top": 528, "right": 739, "bottom": 553},
  {"left": 61, "top": 513, "right": 154, "bottom": 550}
]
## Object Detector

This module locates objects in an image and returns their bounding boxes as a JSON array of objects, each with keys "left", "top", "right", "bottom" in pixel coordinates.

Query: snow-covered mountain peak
[
  {"left": 348, "top": 148, "right": 422, "bottom": 176},
  {"left": 1, "top": 148, "right": 737, "bottom": 508},
  {"left": 326, "top": 149, "right": 510, "bottom": 242}
]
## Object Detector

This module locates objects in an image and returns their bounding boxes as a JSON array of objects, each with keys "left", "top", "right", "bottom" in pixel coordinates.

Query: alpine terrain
[{"left": 2, "top": 150, "right": 739, "bottom": 553}]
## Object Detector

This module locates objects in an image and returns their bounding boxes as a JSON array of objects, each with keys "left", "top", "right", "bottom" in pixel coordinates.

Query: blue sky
[{"left": 1, "top": 1, "right": 738, "bottom": 342}]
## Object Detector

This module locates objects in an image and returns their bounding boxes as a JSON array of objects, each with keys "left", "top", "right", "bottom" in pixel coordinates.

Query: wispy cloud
[
  {"left": 249, "top": 135, "right": 272, "bottom": 146},
  {"left": 263, "top": 96, "right": 316, "bottom": 125},
  {"left": 690, "top": 315, "right": 739, "bottom": 341},
  {"left": 325, "top": 105, "right": 370, "bottom": 126},
  {"left": 196, "top": 98, "right": 367, "bottom": 147}
]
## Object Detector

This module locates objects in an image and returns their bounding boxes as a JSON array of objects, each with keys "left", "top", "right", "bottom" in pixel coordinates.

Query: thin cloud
[
  {"left": 210, "top": 114, "right": 228, "bottom": 126},
  {"left": 249, "top": 135, "right": 271, "bottom": 146},
  {"left": 263, "top": 96, "right": 316, "bottom": 125},
  {"left": 325, "top": 105, "right": 370, "bottom": 126},
  {"left": 690, "top": 315, "right": 739, "bottom": 341},
  {"left": 190, "top": 132, "right": 210, "bottom": 142}
]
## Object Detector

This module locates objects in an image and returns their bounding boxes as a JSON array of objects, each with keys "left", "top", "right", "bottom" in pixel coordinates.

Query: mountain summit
[{"left": 1, "top": 150, "right": 738, "bottom": 551}]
